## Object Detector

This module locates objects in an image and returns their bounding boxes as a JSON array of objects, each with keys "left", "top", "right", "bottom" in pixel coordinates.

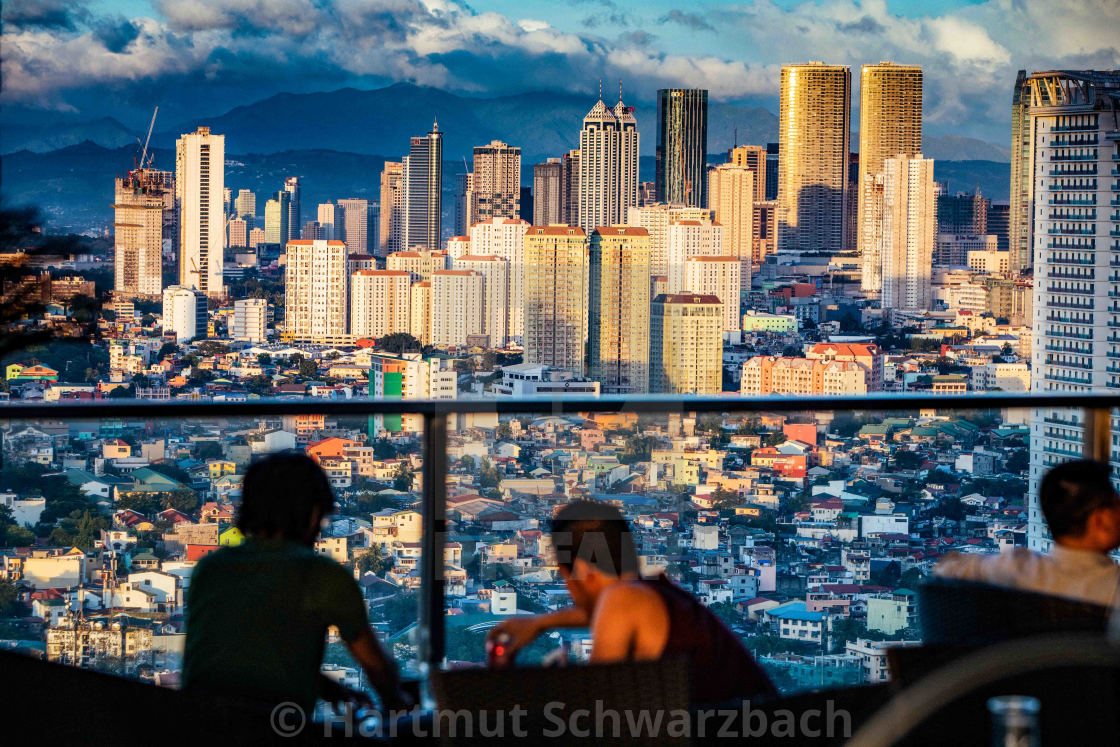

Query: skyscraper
[
  {"left": 113, "top": 168, "right": 174, "bottom": 298},
  {"left": 453, "top": 254, "right": 510, "bottom": 348},
  {"left": 470, "top": 217, "right": 531, "bottom": 341},
  {"left": 589, "top": 226, "right": 652, "bottom": 394},
  {"left": 317, "top": 202, "right": 337, "bottom": 241},
  {"left": 683, "top": 256, "right": 742, "bottom": 332},
  {"left": 650, "top": 294, "right": 723, "bottom": 394},
  {"left": 337, "top": 198, "right": 373, "bottom": 255},
  {"left": 562, "top": 149, "right": 581, "bottom": 226},
  {"left": 533, "top": 159, "right": 563, "bottom": 226},
  {"left": 380, "top": 161, "right": 403, "bottom": 255},
  {"left": 350, "top": 270, "right": 412, "bottom": 340},
  {"left": 727, "top": 145, "right": 767, "bottom": 204},
  {"left": 666, "top": 218, "right": 724, "bottom": 294},
  {"left": 523, "top": 225, "right": 588, "bottom": 376},
  {"left": 937, "top": 190, "right": 989, "bottom": 236},
  {"left": 402, "top": 121, "right": 442, "bottom": 252},
  {"left": 430, "top": 270, "right": 484, "bottom": 348},
  {"left": 1027, "top": 70, "right": 1120, "bottom": 552},
  {"left": 777, "top": 63, "right": 851, "bottom": 257},
  {"left": 283, "top": 239, "right": 349, "bottom": 344},
  {"left": 454, "top": 173, "right": 474, "bottom": 237},
  {"left": 283, "top": 177, "right": 301, "bottom": 242},
  {"left": 707, "top": 164, "right": 754, "bottom": 287},
  {"left": 228, "top": 217, "right": 247, "bottom": 248},
  {"left": 176, "top": 127, "right": 225, "bottom": 298},
  {"left": 857, "top": 63, "right": 923, "bottom": 265},
  {"left": 765, "top": 143, "right": 779, "bottom": 201},
  {"left": 234, "top": 189, "right": 256, "bottom": 222},
  {"left": 655, "top": 89, "right": 708, "bottom": 207},
  {"left": 264, "top": 190, "right": 289, "bottom": 246},
  {"left": 473, "top": 140, "right": 521, "bottom": 222},
  {"left": 879, "top": 154, "right": 935, "bottom": 314},
  {"left": 626, "top": 204, "right": 713, "bottom": 277},
  {"left": 1008, "top": 69, "right": 1031, "bottom": 274},
  {"left": 578, "top": 90, "right": 638, "bottom": 234}
]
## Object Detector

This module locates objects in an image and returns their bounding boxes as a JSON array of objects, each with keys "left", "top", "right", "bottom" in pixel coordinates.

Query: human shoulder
[{"left": 599, "top": 580, "right": 666, "bottom": 618}]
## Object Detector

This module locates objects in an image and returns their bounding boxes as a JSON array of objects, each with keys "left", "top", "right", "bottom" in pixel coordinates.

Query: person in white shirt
[{"left": 935, "top": 459, "right": 1120, "bottom": 608}]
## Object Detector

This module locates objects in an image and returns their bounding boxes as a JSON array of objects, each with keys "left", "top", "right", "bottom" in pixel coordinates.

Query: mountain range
[
  {"left": 2, "top": 139, "right": 1010, "bottom": 235},
  {"left": 2, "top": 82, "right": 1010, "bottom": 163}
]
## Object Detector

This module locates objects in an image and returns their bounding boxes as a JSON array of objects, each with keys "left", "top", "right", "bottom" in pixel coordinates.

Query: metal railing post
[
  {"left": 419, "top": 408, "right": 447, "bottom": 670},
  {"left": 1083, "top": 407, "right": 1112, "bottom": 462}
]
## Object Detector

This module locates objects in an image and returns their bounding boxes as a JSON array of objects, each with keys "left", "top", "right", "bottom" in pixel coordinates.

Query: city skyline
[{"left": 4, "top": 0, "right": 1116, "bottom": 148}]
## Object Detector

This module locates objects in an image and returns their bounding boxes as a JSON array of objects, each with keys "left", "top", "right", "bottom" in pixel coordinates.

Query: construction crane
[{"left": 133, "top": 106, "right": 159, "bottom": 172}]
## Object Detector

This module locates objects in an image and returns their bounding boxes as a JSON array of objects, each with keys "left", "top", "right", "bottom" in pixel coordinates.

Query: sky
[{"left": 2, "top": 0, "right": 1118, "bottom": 142}]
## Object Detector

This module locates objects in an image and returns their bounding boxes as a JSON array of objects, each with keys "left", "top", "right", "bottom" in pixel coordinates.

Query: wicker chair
[
  {"left": 429, "top": 657, "right": 690, "bottom": 745},
  {"left": 917, "top": 577, "right": 1111, "bottom": 646}
]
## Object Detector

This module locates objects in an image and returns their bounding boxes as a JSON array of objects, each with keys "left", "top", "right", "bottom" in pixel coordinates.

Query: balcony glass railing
[{"left": 1, "top": 392, "right": 1116, "bottom": 708}]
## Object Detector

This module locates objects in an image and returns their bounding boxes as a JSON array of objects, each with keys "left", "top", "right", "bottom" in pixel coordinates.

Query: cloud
[
  {"left": 1, "top": 0, "right": 88, "bottom": 30},
  {"left": 0, "top": 0, "right": 1116, "bottom": 141},
  {"left": 658, "top": 10, "right": 715, "bottom": 33}
]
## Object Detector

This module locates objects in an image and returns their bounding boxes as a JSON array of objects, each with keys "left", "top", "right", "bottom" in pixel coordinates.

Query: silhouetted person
[
  {"left": 183, "top": 452, "right": 404, "bottom": 713},
  {"left": 936, "top": 459, "right": 1120, "bottom": 607},
  {"left": 487, "top": 501, "right": 776, "bottom": 705}
]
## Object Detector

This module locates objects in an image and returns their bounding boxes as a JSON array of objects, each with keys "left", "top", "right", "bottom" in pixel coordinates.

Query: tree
[
  {"left": 377, "top": 333, "right": 422, "bottom": 354},
  {"left": 454, "top": 358, "right": 478, "bottom": 375},
  {"left": 1006, "top": 449, "right": 1029, "bottom": 474},
  {"left": 372, "top": 438, "right": 397, "bottom": 459},
  {"left": 392, "top": 462, "right": 415, "bottom": 493},
  {"left": 257, "top": 353, "right": 272, "bottom": 366},
  {"left": 163, "top": 488, "right": 199, "bottom": 513},
  {"left": 871, "top": 560, "right": 902, "bottom": 588},
  {"left": 116, "top": 493, "right": 161, "bottom": 516},
  {"left": 900, "top": 567, "right": 925, "bottom": 590},
  {"left": 5, "top": 526, "right": 34, "bottom": 546},
  {"left": 298, "top": 358, "right": 319, "bottom": 379},
  {"left": 195, "top": 440, "right": 223, "bottom": 460},
  {"left": 891, "top": 450, "right": 924, "bottom": 471},
  {"left": 355, "top": 549, "right": 392, "bottom": 576},
  {"left": 0, "top": 579, "right": 22, "bottom": 616},
  {"left": 477, "top": 458, "right": 502, "bottom": 490},
  {"left": 457, "top": 455, "right": 476, "bottom": 473},
  {"left": 157, "top": 342, "right": 179, "bottom": 361}
]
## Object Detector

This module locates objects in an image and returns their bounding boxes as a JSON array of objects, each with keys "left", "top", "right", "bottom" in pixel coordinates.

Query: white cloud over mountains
[{"left": 1, "top": 0, "right": 1116, "bottom": 138}]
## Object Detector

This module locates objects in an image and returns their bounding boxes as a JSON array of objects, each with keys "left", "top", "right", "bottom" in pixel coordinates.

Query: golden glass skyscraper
[
  {"left": 589, "top": 226, "right": 652, "bottom": 394},
  {"left": 857, "top": 63, "right": 923, "bottom": 265},
  {"left": 776, "top": 63, "right": 850, "bottom": 257}
]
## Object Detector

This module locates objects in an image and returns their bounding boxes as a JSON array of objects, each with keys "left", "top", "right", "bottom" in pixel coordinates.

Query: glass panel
[
  {"left": 0, "top": 411, "right": 421, "bottom": 697},
  {"left": 438, "top": 403, "right": 1039, "bottom": 696}
]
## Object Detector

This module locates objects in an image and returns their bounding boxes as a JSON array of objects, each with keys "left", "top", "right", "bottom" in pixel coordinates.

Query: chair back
[
  {"left": 917, "top": 578, "right": 1110, "bottom": 646},
  {"left": 430, "top": 657, "right": 690, "bottom": 745}
]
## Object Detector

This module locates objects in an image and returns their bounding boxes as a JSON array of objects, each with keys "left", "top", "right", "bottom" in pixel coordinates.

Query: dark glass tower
[{"left": 655, "top": 89, "right": 708, "bottom": 207}]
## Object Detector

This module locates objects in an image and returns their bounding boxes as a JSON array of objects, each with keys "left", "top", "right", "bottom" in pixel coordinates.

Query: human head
[
  {"left": 1040, "top": 460, "right": 1120, "bottom": 551},
  {"left": 238, "top": 452, "right": 335, "bottom": 544},
  {"left": 550, "top": 501, "right": 639, "bottom": 612}
]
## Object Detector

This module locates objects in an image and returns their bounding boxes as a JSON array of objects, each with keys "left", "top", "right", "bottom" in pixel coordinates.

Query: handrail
[{"left": 4, "top": 391, "right": 1120, "bottom": 420}]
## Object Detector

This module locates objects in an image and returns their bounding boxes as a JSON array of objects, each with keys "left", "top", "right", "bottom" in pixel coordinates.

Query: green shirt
[{"left": 182, "top": 539, "right": 368, "bottom": 711}]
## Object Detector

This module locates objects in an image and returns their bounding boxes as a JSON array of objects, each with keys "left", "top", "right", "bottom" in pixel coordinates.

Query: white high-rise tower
[
  {"left": 577, "top": 84, "right": 639, "bottom": 234},
  {"left": 176, "top": 127, "right": 225, "bottom": 299}
]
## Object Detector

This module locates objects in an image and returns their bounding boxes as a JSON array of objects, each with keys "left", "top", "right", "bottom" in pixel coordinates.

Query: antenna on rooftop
[
  {"left": 598, "top": 78, "right": 603, "bottom": 101},
  {"left": 619, "top": 78, "right": 623, "bottom": 103}
]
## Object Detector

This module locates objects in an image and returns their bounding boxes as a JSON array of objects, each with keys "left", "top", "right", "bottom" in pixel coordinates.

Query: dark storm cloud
[{"left": 658, "top": 10, "right": 715, "bottom": 33}]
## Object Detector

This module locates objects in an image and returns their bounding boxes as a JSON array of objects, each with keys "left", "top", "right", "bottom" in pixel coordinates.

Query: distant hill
[
  {"left": 923, "top": 135, "right": 1010, "bottom": 163},
  {"left": 5, "top": 83, "right": 1011, "bottom": 164},
  {"left": 2, "top": 140, "right": 1010, "bottom": 235},
  {"left": 153, "top": 82, "right": 777, "bottom": 162},
  {"left": 0, "top": 116, "right": 138, "bottom": 154}
]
